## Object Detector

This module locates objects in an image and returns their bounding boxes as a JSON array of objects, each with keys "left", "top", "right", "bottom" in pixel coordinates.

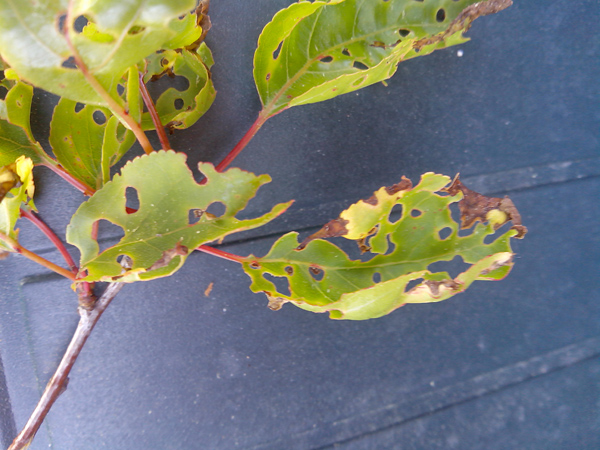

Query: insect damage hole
[
  {"left": 73, "top": 15, "right": 88, "bottom": 33},
  {"left": 372, "top": 272, "right": 382, "bottom": 283},
  {"left": 320, "top": 56, "right": 333, "bottom": 63},
  {"left": 264, "top": 273, "right": 291, "bottom": 297},
  {"left": 174, "top": 98, "right": 184, "bottom": 110},
  {"left": 410, "top": 209, "right": 423, "bottom": 218},
  {"left": 353, "top": 60, "right": 369, "bottom": 71},
  {"left": 398, "top": 29, "right": 410, "bottom": 37},
  {"left": 61, "top": 56, "right": 77, "bottom": 69},
  {"left": 436, "top": 8, "right": 446, "bottom": 22},
  {"left": 205, "top": 202, "right": 226, "bottom": 219},
  {"left": 188, "top": 209, "right": 202, "bottom": 225},
  {"left": 125, "top": 187, "right": 139, "bottom": 213},
  {"left": 272, "top": 41, "right": 283, "bottom": 59},
  {"left": 309, "top": 265, "right": 324, "bottom": 281},
  {"left": 93, "top": 110, "right": 106, "bottom": 125},
  {"left": 438, "top": 227, "right": 453, "bottom": 240},
  {"left": 95, "top": 219, "right": 124, "bottom": 252}
]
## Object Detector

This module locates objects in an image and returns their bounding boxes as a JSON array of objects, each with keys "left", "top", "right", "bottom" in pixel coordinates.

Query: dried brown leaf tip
[
  {"left": 414, "top": 0, "right": 513, "bottom": 51},
  {"left": 146, "top": 241, "right": 189, "bottom": 271},
  {"left": 297, "top": 218, "right": 349, "bottom": 250},
  {"left": 443, "top": 175, "right": 527, "bottom": 238},
  {"left": 266, "top": 295, "right": 287, "bottom": 311}
]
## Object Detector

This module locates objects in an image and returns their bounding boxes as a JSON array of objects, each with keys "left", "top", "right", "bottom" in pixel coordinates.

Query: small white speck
[
  {"left": 223, "top": 308, "right": 227, "bottom": 312},
  {"left": 457, "top": 49, "right": 464, "bottom": 57},
  {"left": 148, "top": 410, "right": 152, "bottom": 415},
  {"left": 430, "top": 381, "right": 436, "bottom": 387}
]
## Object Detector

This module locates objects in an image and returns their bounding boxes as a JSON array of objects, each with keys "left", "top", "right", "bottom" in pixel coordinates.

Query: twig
[
  {"left": 215, "top": 112, "right": 269, "bottom": 172},
  {"left": 64, "top": 1, "right": 155, "bottom": 155},
  {"left": 20, "top": 207, "right": 78, "bottom": 273},
  {"left": 8, "top": 282, "right": 125, "bottom": 450},
  {"left": 196, "top": 245, "right": 246, "bottom": 263},
  {"left": 0, "top": 230, "right": 76, "bottom": 281},
  {"left": 40, "top": 158, "right": 95, "bottom": 196},
  {"left": 138, "top": 72, "right": 171, "bottom": 150}
]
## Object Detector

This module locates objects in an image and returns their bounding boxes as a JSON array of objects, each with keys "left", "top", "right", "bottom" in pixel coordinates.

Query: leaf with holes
[
  {"left": 0, "top": 80, "right": 45, "bottom": 165},
  {"left": 49, "top": 98, "right": 113, "bottom": 189},
  {"left": 255, "top": 0, "right": 512, "bottom": 117},
  {"left": 0, "top": 156, "right": 35, "bottom": 251},
  {"left": 142, "top": 43, "right": 215, "bottom": 132},
  {"left": 66, "top": 151, "right": 292, "bottom": 283},
  {"left": 0, "top": 0, "right": 197, "bottom": 105},
  {"left": 242, "top": 173, "right": 526, "bottom": 320}
]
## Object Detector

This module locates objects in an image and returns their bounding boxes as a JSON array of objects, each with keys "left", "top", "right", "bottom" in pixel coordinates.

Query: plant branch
[
  {"left": 215, "top": 111, "right": 269, "bottom": 172},
  {"left": 0, "top": 231, "right": 76, "bottom": 281},
  {"left": 37, "top": 152, "right": 96, "bottom": 196},
  {"left": 196, "top": 244, "right": 246, "bottom": 264},
  {"left": 8, "top": 282, "right": 125, "bottom": 450},
  {"left": 138, "top": 72, "right": 171, "bottom": 150},
  {"left": 64, "top": 1, "right": 154, "bottom": 155},
  {"left": 20, "top": 207, "right": 78, "bottom": 273}
]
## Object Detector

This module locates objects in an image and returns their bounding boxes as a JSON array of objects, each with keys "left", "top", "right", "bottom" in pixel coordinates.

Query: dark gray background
[{"left": 1, "top": 0, "right": 598, "bottom": 449}]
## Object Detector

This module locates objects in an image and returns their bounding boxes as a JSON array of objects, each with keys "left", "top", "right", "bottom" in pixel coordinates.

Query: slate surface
[{"left": 0, "top": 1, "right": 598, "bottom": 449}]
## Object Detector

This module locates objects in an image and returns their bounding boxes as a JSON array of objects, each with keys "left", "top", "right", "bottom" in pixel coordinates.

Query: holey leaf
[
  {"left": 254, "top": 0, "right": 512, "bottom": 117},
  {"left": 242, "top": 173, "right": 526, "bottom": 320},
  {"left": 142, "top": 43, "right": 216, "bottom": 132},
  {"left": 0, "top": 0, "right": 197, "bottom": 105},
  {"left": 66, "top": 151, "right": 292, "bottom": 283}
]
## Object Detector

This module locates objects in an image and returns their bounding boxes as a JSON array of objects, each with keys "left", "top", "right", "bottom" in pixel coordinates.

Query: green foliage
[
  {"left": 67, "top": 151, "right": 291, "bottom": 283},
  {"left": 49, "top": 99, "right": 111, "bottom": 189},
  {"left": 142, "top": 43, "right": 216, "bottom": 132},
  {"left": 0, "top": 0, "right": 197, "bottom": 105},
  {"left": 254, "top": 0, "right": 507, "bottom": 117},
  {"left": 242, "top": 174, "right": 522, "bottom": 320},
  {"left": 0, "top": 80, "right": 44, "bottom": 165}
]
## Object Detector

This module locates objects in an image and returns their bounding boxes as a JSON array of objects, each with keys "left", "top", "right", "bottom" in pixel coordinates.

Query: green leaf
[
  {"left": 254, "top": 0, "right": 511, "bottom": 117},
  {"left": 242, "top": 173, "right": 526, "bottom": 320},
  {"left": 0, "top": 0, "right": 197, "bottom": 105},
  {"left": 0, "top": 80, "right": 44, "bottom": 165},
  {"left": 66, "top": 151, "right": 292, "bottom": 283},
  {"left": 142, "top": 43, "right": 216, "bottom": 131},
  {"left": 49, "top": 98, "right": 111, "bottom": 189},
  {"left": 0, "top": 156, "right": 35, "bottom": 251}
]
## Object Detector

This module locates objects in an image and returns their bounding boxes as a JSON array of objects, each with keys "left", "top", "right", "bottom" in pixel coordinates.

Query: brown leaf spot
[
  {"left": 284, "top": 266, "right": 294, "bottom": 275},
  {"left": 146, "top": 242, "right": 188, "bottom": 271},
  {"left": 424, "top": 279, "right": 460, "bottom": 297},
  {"left": 249, "top": 261, "right": 260, "bottom": 269},
  {"left": 414, "top": 0, "right": 512, "bottom": 51},
  {"left": 266, "top": 294, "right": 287, "bottom": 311},
  {"left": 442, "top": 175, "right": 527, "bottom": 238},
  {"left": 297, "top": 218, "right": 349, "bottom": 250},
  {"left": 480, "top": 254, "right": 514, "bottom": 275}
]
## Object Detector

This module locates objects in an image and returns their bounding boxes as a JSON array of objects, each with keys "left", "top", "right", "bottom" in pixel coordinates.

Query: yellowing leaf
[
  {"left": 242, "top": 173, "right": 525, "bottom": 320},
  {"left": 0, "top": 156, "right": 35, "bottom": 251}
]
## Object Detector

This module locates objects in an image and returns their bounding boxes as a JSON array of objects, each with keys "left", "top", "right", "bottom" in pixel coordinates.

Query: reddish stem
[
  {"left": 215, "top": 112, "right": 269, "bottom": 172},
  {"left": 196, "top": 245, "right": 246, "bottom": 264},
  {"left": 20, "top": 207, "right": 78, "bottom": 273},
  {"left": 138, "top": 72, "right": 171, "bottom": 150},
  {"left": 41, "top": 161, "right": 95, "bottom": 196}
]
